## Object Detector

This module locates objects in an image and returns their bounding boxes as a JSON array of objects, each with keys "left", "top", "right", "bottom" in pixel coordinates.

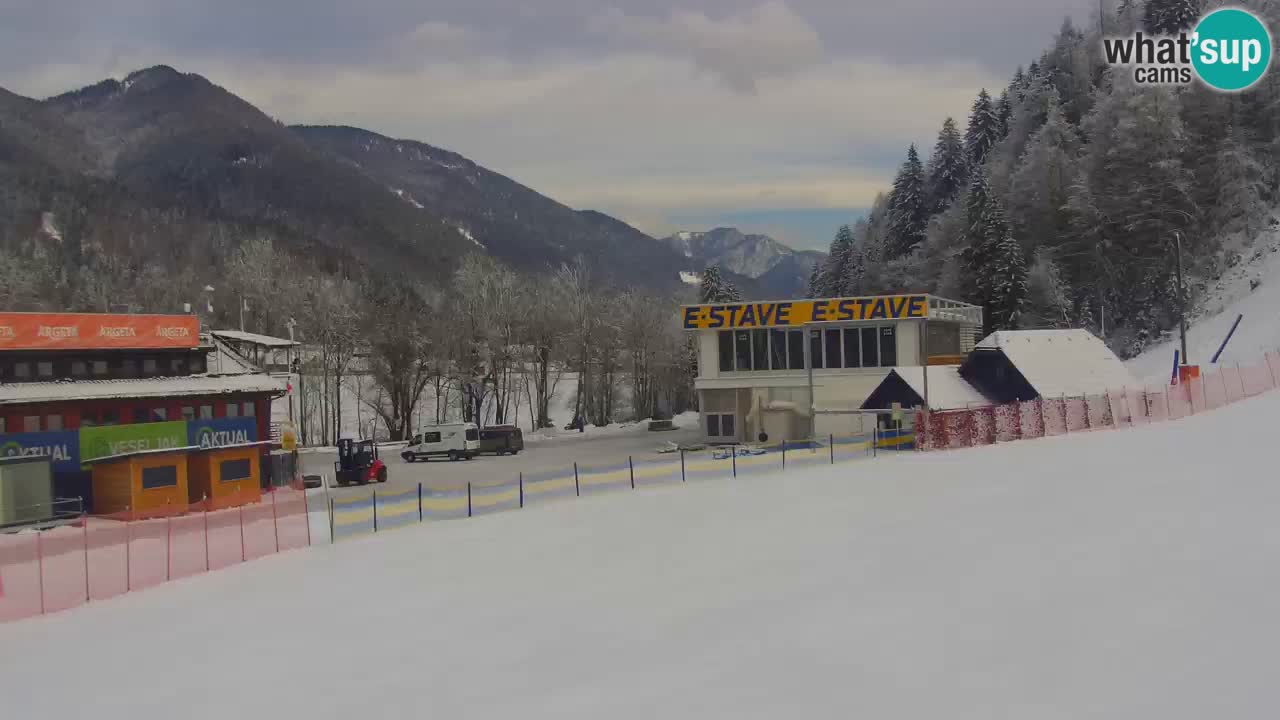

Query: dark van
[{"left": 478, "top": 425, "right": 524, "bottom": 455}]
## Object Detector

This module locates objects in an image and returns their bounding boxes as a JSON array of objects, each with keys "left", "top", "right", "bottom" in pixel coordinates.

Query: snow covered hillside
[
  {"left": 1129, "top": 221, "right": 1280, "bottom": 383},
  {"left": 4, "top": 381, "right": 1280, "bottom": 717}
]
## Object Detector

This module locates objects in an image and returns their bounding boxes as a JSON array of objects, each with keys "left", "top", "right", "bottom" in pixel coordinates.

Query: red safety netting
[
  {"left": 971, "top": 407, "right": 997, "bottom": 446},
  {"left": 1043, "top": 397, "right": 1068, "bottom": 437},
  {"left": 0, "top": 532, "right": 41, "bottom": 622},
  {"left": 1065, "top": 397, "right": 1089, "bottom": 431},
  {"left": 1240, "top": 359, "right": 1275, "bottom": 397},
  {"left": 1084, "top": 394, "right": 1109, "bottom": 428},
  {"left": 1144, "top": 388, "right": 1169, "bottom": 423},
  {"left": 1019, "top": 400, "right": 1045, "bottom": 439},
  {"left": 918, "top": 353, "right": 1280, "bottom": 452},
  {"left": 994, "top": 403, "right": 1020, "bottom": 442},
  {"left": 1, "top": 486, "right": 312, "bottom": 624},
  {"left": 38, "top": 524, "right": 88, "bottom": 614}
]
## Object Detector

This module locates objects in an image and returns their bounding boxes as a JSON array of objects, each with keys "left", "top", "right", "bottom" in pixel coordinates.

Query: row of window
[
  {"left": 0, "top": 402, "right": 255, "bottom": 434},
  {"left": 717, "top": 326, "right": 898, "bottom": 373},
  {"left": 140, "top": 458, "right": 253, "bottom": 491},
  {"left": 2, "top": 355, "right": 207, "bottom": 383}
]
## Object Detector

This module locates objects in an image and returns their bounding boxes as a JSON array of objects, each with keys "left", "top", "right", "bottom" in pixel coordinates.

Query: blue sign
[
  {"left": 188, "top": 417, "right": 258, "bottom": 449},
  {"left": 0, "top": 430, "right": 81, "bottom": 474}
]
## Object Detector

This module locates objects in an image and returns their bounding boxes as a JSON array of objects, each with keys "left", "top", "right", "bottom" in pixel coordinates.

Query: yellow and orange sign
[
  {"left": 0, "top": 313, "right": 200, "bottom": 351},
  {"left": 682, "top": 295, "right": 928, "bottom": 330}
]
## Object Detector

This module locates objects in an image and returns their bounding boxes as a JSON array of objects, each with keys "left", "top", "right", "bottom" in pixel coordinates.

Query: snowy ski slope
[{"left": 2, "top": 389, "right": 1279, "bottom": 718}]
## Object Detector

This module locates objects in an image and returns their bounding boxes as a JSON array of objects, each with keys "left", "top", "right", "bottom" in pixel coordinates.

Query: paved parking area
[{"left": 302, "top": 425, "right": 704, "bottom": 497}]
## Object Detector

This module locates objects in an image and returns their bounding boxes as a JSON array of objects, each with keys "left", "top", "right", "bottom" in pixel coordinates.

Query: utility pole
[
  {"left": 239, "top": 297, "right": 246, "bottom": 332},
  {"left": 1173, "top": 231, "right": 1189, "bottom": 365}
]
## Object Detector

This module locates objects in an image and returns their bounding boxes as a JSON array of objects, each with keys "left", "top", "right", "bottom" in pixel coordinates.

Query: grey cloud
[{"left": 588, "top": 2, "right": 825, "bottom": 93}]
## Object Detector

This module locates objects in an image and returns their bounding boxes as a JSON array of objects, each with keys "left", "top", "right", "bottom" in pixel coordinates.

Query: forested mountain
[
  {"left": 294, "top": 125, "right": 690, "bottom": 283},
  {"left": 0, "top": 65, "right": 696, "bottom": 329},
  {"left": 809, "top": 0, "right": 1280, "bottom": 357},
  {"left": 661, "top": 228, "right": 825, "bottom": 298}
]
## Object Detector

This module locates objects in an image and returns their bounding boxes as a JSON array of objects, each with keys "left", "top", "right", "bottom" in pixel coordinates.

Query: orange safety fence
[
  {"left": 0, "top": 485, "right": 311, "bottom": 623},
  {"left": 920, "top": 351, "right": 1280, "bottom": 451}
]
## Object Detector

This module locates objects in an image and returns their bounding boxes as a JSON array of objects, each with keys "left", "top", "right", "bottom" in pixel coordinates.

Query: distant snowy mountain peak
[{"left": 660, "top": 227, "right": 824, "bottom": 297}]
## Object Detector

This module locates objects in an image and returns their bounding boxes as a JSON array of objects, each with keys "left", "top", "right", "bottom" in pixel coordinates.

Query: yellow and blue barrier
[
  {"left": 326, "top": 428, "right": 917, "bottom": 543},
  {"left": 420, "top": 487, "right": 469, "bottom": 520},
  {"left": 577, "top": 460, "right": 633, "bottom": 495},
  {"left": 523, "top": 467, "right": 578, "bottom": 504},
  {"left": 470, "top": 484, "right": 520, "bottom": 516},
  {"left": 631, "top": 457, "right": 683, "bottom": 486},
  {"left": 375, "top": 488, "right": 421, "bottom": 530},
  {"left": 331, "top": 492, "right": 375, "bottom": 540}
]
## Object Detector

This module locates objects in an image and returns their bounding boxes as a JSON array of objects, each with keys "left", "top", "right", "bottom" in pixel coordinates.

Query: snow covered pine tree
[{"left": 887, "top": 144, "right": 928, "bottom": 258}]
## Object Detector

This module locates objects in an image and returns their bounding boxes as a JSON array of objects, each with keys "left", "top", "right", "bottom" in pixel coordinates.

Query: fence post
[
  {"left": 125, "top": 516, "right": 131, "bottom": 592},
  {"left": 166, "top": 513, "right": 173, "bottom": 581},
  {"left": 1237, "top": 363, "right": 1247, "bottom": 397},
  {"left": 83, "top": 513, "right": 91, "bottom": 603},
  {"left": 1061, "top": 395, "right": 1069, "bottom": 434},
  {"left": 518, "top": 474, "right": 524, "bottom": 508},
  {"left": 732, "top": 446, "right": 737, "bottom": 477},
  {"left": 203, "top": 508, "right": 210, "bottom": 571},
  {"left": 873, "top": 426, "right": 878, "bottom": 457},
  {"left": 829, "top": 434, "right": 835, "bottom": 464},
  {"left": 467, "top": 482, "right": 473, "bottom": 517},
  {"left": 1267, "top": 352, "right": 1278, "bottom": 388},
  {"left": 574, "top": 463, "right": 580, "bottom": 497},
  {"left": 303, "top": 487, "right": 312, "bottom": 548},
  {"left": 680, "top": 450, "right": 686, "bottom": 482},
  {"left": 373, "top": 489, "right": 378, "bottom": 532},
  {"left": 418, "top": 483, "right": 423, "bottom": 522},
  {"left": 36, "top": 531, "right": 45, "bottom": 615},
  {"left": 271, "top": 489, "right": 280, "bottom": 553},
  {"left": 329, "top": 498, "right": 335, "bottom": 544},
  {"left": 782, "top": 441, "right": 787, "bottom": 468},
  {"left": 629, "top": 456, "right": 635, "bottom": 489},
  {"left": 238, "top": 504, "right": 247, "bottom": 562}
]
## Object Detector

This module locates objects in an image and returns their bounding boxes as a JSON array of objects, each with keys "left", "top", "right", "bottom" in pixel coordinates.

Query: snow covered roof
[
  {"left": 889, "top": 366, "right": 995, "bottom": 411},
  {"left": 210, "top": 330, "right": 298, "bottom": 348},
  {"left": 0, "top": 373, "right": 286, "bottom": 405},
  {"left": 975, "top": 329, "right": 1137, "bottom": 397}
]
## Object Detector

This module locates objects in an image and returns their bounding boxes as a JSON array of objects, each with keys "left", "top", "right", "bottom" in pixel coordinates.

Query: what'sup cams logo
[{"left": 1104, "top": 8, "right": 1273, "bottom": 91}]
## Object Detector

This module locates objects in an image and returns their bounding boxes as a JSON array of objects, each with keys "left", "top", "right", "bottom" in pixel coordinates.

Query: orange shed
[
  {"left": 90, "top": 448, "right": 194, "bottom": 517},
  {"left": 188, "top": 445, "right": 264, "bottom": 509}
]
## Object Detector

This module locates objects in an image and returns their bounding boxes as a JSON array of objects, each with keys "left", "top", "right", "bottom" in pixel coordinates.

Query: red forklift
[{"left": 334, "top": 438, "right": 388, "bottom": 486}]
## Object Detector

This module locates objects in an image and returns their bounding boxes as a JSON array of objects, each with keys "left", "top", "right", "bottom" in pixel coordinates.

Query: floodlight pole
[{"left": 1173, "top": 230, "right": 1189, "bottom": 365}]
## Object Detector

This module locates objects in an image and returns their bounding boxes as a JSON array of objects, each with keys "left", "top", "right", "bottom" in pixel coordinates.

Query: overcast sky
[{"left": 1, "top": 0, "right": 1093, "bottom": 249}]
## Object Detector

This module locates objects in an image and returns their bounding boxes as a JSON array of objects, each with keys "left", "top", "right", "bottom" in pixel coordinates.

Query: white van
[{"left": 401, "top": 423, "right": 480, "bottom": 462}]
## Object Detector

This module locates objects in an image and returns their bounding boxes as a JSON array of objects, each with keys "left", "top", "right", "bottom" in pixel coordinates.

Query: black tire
[
  {"left": 403, "top": 453, "right": 415, "bottom": 463},
  {"left": 464, "top": 453, "right": 474, "bottom": 461},
  {"left": 377, "top": 467, "right": 388, "bottom": 483},
  {"left": 449, "top": 451, "right": 459, "bottom": 462}
]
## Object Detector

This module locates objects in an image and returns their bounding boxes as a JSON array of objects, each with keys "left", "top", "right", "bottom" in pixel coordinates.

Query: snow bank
[
  {"left": 3, "top": 383, "right": 1280, "bottom": 717},
  {"left": 1129, "top": 223, "right": 1280, "bottom": 383}
]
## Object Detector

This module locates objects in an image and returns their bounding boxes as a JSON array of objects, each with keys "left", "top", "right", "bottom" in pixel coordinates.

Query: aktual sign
[
  {"left": 0, "top": 430, "right": 81, "bottom": 474},
  {"left": 79, "top": 421, "right": 188, "bottom": 466},
  {"left": 188, "top": 417, "right": 257, "bottom": 450},
  {"left": 0, "top": 313, "right": 199, "bottom": 351},
  {"left": 682, "top": 295, "right": 928, "bottom": 330}
]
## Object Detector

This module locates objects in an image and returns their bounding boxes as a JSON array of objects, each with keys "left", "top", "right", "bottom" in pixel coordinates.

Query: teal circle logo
[
  {"left": 1192, "top": 8, "right": 1272, "bottom": 91},
  {"left": 2, "top": 441, "right": 22, "bottom": 457}
]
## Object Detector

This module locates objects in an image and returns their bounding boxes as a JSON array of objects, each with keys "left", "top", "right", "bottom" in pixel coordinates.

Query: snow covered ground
[
  {"left": 1128, "top": 221, "right": 1280, "bottom": 383},
  {"left": 3, "top": 377, "right": 1280, "bottom": 717},
  {"left": 282, "top": 371, "right": 638, "bottom": 444}
]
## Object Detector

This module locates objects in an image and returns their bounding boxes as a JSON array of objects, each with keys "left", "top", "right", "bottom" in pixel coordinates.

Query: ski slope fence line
[
  {"left": 0, "top": 486, "right": 311, "bottom": 624},
  {"left": 918, "top": 350, "right": 1280, "bottom": 451},
  {"left": 325, "top": 429, "right": 916, "bottom": 543}
]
